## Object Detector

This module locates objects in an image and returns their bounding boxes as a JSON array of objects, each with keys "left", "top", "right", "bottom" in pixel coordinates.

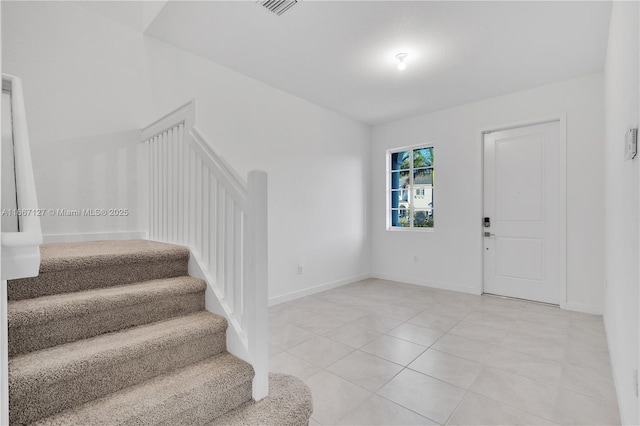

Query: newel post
[{"left": 247, "top": 170, "right": 268, "bottom": 400}]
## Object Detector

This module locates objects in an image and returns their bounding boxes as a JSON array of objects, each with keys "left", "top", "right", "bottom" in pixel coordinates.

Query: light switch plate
[{"left": 625, "top": 127, "right": 637, "bottom": 160}]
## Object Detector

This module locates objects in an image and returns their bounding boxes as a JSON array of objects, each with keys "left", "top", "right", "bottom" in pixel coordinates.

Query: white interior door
[{"left": 483, "top": 121, "right": 561, "bottom": 304}]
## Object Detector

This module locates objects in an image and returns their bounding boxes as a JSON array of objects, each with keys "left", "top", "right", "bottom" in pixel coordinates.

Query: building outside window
[{"left": 388, "top": 145, "right": 434, "bottom": 229}]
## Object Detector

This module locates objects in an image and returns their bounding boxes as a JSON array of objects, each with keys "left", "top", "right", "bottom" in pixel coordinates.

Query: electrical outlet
[{"left": 297, "top": 265, "right": 304, "bottom": 275}]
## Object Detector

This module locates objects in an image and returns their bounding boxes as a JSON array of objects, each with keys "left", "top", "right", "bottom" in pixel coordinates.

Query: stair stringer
[{"left": 187, "top": 250, "right": 253, "bottom": 381}]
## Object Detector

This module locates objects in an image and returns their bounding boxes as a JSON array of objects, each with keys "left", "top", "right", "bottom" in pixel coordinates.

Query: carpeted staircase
[{"left": 7, "top": 240, "right": 312, "bottom": 425}]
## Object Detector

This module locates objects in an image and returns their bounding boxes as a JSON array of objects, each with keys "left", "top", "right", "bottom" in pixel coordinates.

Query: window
[{"left": 388, "top": 145, "right": 434, "bottom": 229}]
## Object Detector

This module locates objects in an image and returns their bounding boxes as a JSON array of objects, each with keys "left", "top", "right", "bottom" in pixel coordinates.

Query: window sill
[{"left": 386, "top": 227, "right": 435, "bottom": 233}]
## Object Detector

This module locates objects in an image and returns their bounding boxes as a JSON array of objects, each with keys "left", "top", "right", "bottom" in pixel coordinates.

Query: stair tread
[
  {"left": 9, "top": 311, "right": 226, "bottom": 384},
  {"left": 34, "top": 353, "right": 254, "bottom": 426},
  {"left": 37, "top": 239, "right": 189, "bottom": 272},
  {"left": 8, "top": 276, "right": 206, "bottom": 327},
  {"left": 210, "top": 373, "right": 313, "bottom": 426}
]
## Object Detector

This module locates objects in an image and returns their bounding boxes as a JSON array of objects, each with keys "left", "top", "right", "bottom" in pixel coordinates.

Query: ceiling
[{"left": 145, "top": 1, "right": 611, "bottom": 125}]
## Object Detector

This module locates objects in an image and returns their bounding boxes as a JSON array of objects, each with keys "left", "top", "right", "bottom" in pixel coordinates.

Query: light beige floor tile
[
  {"left": 519, "top": 309, "right": 570, "bottom": 329},
  {"left": 281, "top": 295, "right": 322, "bottom": 310},
  {"left": 422, "top": 303, "right": 474, "bottom": 321},
  {"left": 327, "top": 350, "right": 403, "bottom": 392},
  {"left": 387, "top": 322, "right": 444, "bottom": 347},
  {"left": 269, "top": 351, "right": 322, "bottom": 380},
  {"left": 409, "top": 349, "right": 483, "bottom": 389},
  {"left": 395, "top": 295, "right": 439, "bottom": 311},
  {"left": 570, "top": 311, "right": 603, "bottom": 324},
  {"left": 509, "top": 319, "right": 569, "bottom": 343},
  {"left": 475, "top": 297, "right": 527, "bottom": 319},
  {"left": 306, "top": 371, "right": 372, "bottom": 425},
  {"left": 567, "top": 323, "right": 608, "bottom": 351},
  {"left": 463, "top": 311, "right": 514, "bottom": 331},
  {"left": 310, "top": 301, "right": 369, "bottom": 322},
  {"left": 408, "top": 311, "right": 460, "bottom": 332},
  {"left": 318, "top": 293, "right": 383, "bottom": 309},
  {"left": 270, "top": 324, "right": 317, "bottom": 350},
  {"left": 269, "top": 305, "right": 310, "bottom": 324},
  {"left": 377, "top": 368, "right": 466, "bottom": 424},
  {"left": 564, "top": 339, "right": 611, "bottom": 371},
  {"left": 487, "top": 347, "right": 563, "bottom": 386},
  {"left": 269, "top": 344, "right": 283, "bottom": 357},
  {"left": 361, "top": 335, "right": 427, "bottom": 365},
  {"left": 559, "top": 363, "right": 617, "bottom": 403},
  {"left": 337, "top": 394, "right": 437, "bottom": 425},
  {"left": 449, "top": 321, "right": 508, "bottom": 346},
  {"left": 293, "top": 313, "right": 345, "bottom": 335},
  {"left": 289, "top": 336, "right": 354, "bottom": 368},
  {"left": 271, "top": 282, "right": 620, "bottom": 425},
  {"left": 554, "top": 388, "right": 621, "bottom": 425},
  {"left": 323, "top": 323, "right": 383, "bottom": 349},
  {"left": 501, "top": 331, "right": 566, "bottom": 362},
  {"left": 361, "top": 303, "right": 426, "bottom": 321},
  {"left": 448, "top": 392, "right": 552, "bottom": 425},
  {"left": 469, "top": 367, "right": 558, "bottom": 421},
  {"left": 309, "top": 418, "right": 321, "bottom": 426},
  {"left": 396, "top": 290, "right": 441, "bottom": 306},
  {"left": 432, "top": 333, "right": 499, "bottom": 364},
  {"left": 523, "top": 303, "right": 571, "bottom": 318},
  {"left": 350, "top": 313, "right": 404, "bottom": 333}
]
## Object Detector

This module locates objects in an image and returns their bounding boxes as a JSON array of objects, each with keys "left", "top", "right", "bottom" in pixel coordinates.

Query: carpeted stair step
[
  {"left": 8, "top": 276, "right": 206, "bottom": 356},
  {"left": 9, "top": 311, "right": 227, "bottom": 425},
  {"left": 32, "top": 352, "right": 254, "bottom": 426},
  {"left": 208, "top": 373, "right": 313, "bottom": 426},
  {"left": 8, "top": 240, "right": 190, "bottom": 300}
]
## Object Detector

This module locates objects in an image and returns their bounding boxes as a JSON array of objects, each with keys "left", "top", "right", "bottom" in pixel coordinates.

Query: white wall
[
  {"left": 372, "top": 73, "right": 605, "bottom": 313},
  {"left": 603, "top": 2, "right": 639, "bottom": 424},
  {"left": 1, "top": 1, "right": 371, "bottom": 301}
]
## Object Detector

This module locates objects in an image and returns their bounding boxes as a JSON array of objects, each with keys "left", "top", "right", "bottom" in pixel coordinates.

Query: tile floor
[{"left": 268, "top": 278, "right": 620, "bottom": 426}]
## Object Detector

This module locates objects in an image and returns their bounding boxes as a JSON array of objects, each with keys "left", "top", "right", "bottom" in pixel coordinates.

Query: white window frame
[{"left": 386, "top": 143, "right": 435, "bottom": 231}]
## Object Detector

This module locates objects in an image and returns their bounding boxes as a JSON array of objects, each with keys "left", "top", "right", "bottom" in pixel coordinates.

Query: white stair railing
[
  {"left": 1, "top": 74, "right": 43, "bottom": 426},
  {"left": 141, "top": 100, "right": 268, "bottom": 400},
  {"left": 1, "top": 74, "right": 42, "bottom": 280}
]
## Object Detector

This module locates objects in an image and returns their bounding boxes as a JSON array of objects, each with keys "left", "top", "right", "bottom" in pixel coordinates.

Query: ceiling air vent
[{"left": 260, "top": 0, "right": 298, "bottom": 16}]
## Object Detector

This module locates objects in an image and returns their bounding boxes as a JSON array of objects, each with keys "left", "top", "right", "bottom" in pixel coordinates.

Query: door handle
[{"left": 484, "top": 232, "right": 495, "bottom": 237}]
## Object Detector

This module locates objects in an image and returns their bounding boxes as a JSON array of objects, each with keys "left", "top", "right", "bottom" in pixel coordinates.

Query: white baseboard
[
  {"left": 561, "top": 301, "right": 603, "bottom": 315},
  {"left": 370, "top": 272, "right": 481, "bottom": 295},
  {"left": 43, "top": 231, "right": 147, "bottom": 244},
  {"left": 268, "top": 272, "right": 372, "bottom": 306}
]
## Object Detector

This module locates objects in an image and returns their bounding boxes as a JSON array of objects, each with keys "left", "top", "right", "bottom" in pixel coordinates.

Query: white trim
[
  {"left": 141, "top": 99, "right": 196, "bottom": 142},
  {"left": 268, "top": 272, "right": 372, "bottom": 306},
  {"left": 479, "top": 113, "right": 568, "bottom": 307},
  {"left": 1, "top": 74, "right": 42, "bottom": 281},
  {"left": 144, "top": 101, "right": 269, "bottom": 400},
  {"left": 562, "top": 301, "right": 603, "bottom": 316},
  {"left": 188, "top": 252, "right": 251, "bottom": 361},
  {"left": 43, "top": 231, "right": 147, "bottom": 244},
  {"left": 385, "top": 143, "right": 435, "bottom": 231},
  {"left": 371, "top": 272, "right": 481, "bottom": 295}
]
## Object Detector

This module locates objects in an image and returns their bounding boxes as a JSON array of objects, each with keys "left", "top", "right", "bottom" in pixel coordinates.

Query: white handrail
[
  {"left": 1, "top": 74, "right": 42, "bottom": 280},
  {"left": 1, "top": 74, "right": 42, "bottom": 426},
  {"left": 141, "top": 100, "right": 269, "bottom": 400}
]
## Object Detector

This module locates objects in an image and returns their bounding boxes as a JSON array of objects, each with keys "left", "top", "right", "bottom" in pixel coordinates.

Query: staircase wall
[{"left": 1, "top": 1, "right": 371, "bottom": 301}]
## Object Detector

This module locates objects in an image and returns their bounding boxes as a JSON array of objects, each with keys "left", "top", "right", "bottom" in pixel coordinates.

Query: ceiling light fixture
[{"left": 396, "top": 53, "right": 408, "bottom": 71}]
